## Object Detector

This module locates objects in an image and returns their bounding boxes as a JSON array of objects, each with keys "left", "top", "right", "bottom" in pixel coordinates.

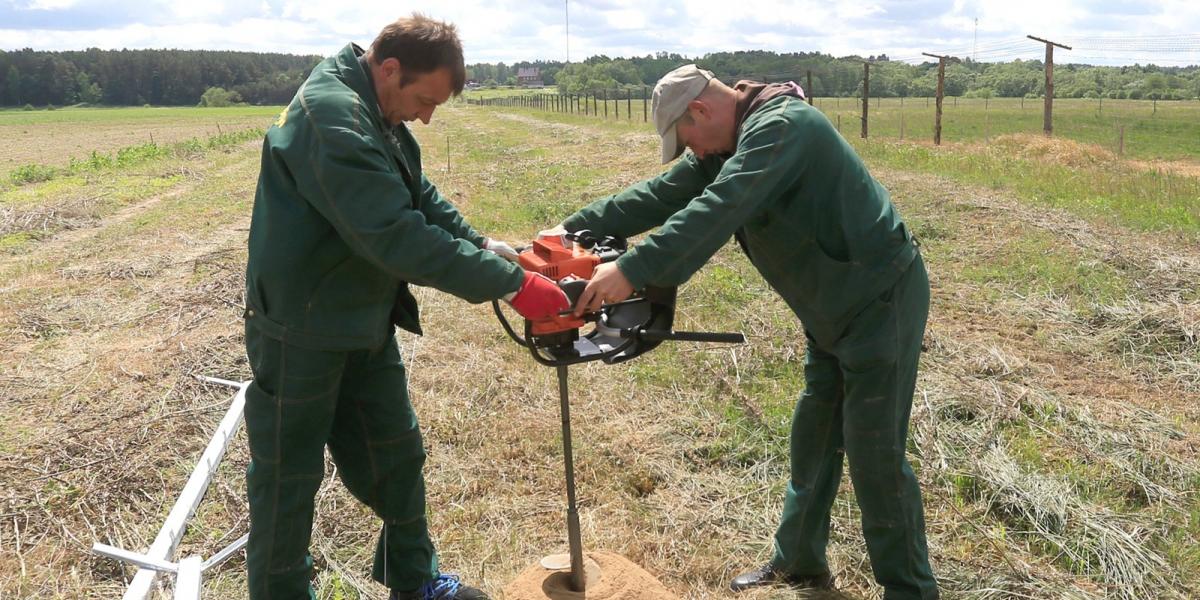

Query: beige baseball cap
[{"left": 652, "top": 64, "right": 714, "bottom": 164}]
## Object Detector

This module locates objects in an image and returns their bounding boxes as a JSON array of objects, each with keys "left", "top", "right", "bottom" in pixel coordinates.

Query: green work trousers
[
  {"left": 772, "top": 255, "right": 938, "bottom": 600},
  {"left": 243, "top": 325, "right": 437, "bottom": 600}
]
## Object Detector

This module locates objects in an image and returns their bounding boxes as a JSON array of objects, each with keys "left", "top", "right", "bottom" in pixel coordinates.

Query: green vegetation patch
[
  {"left": 851, "top": 138, "right": 1200, "bottom": 238},
  {"left": 0, "top": 231, "right": 38, "bottom": 252},
  {"left": 959, "top": 228, "right": 1130, "bottom": 305},
  {"left": 6, "top": 127, "right": 263, "bottom": 187}
]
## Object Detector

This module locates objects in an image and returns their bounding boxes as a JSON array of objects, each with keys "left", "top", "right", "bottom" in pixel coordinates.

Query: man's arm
[
  {"left": 295, "top": 122, "right": 522, "bottom": 303},
  {"left": 615, "top": 108, "right": 808, "bottom": 291},
  {"left": 562, "top": 153, "right": 718, "bottom": 237}
]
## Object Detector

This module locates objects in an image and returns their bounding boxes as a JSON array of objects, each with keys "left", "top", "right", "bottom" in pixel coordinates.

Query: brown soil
[{"left": 505, "top": 552, "right": 677, "bottom": 600}]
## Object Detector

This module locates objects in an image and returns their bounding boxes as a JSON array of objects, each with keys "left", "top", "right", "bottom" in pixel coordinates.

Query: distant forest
[
  {"left": 0, "top": 48, "right": 321, "bottom": 107},
  {"left": 473, "top": 51, "right": 1200, "bottom": 100},
  {"left": 2, "top": 47, "right": 1198, "bottom": 108}
]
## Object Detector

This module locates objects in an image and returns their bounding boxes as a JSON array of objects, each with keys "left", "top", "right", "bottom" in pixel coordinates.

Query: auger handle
[{"left": 632, "top": 330, "right": 746, "bottom": 344}]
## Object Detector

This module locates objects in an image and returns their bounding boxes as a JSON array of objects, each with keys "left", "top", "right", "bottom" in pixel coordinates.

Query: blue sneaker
[{"left": 390, "top": 574, "right": 489, "bottom": 600}]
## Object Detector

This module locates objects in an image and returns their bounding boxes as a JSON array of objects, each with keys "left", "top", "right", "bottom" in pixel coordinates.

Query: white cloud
[
  {"left": 26, "top": 0, "right": 80, "bottom": 9},
  {"left": 1, "top": 0, "right": 1197, "bottom": 66}
]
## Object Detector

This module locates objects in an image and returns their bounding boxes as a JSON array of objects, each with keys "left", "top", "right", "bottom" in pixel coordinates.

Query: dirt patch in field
[{"left": 505, "top": 552, "right": 677, "bottom": 600}]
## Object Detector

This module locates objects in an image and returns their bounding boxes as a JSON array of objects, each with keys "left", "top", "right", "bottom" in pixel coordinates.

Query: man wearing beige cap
[{"left": 557, "top": 64, "right": 938, "bottom": 599}]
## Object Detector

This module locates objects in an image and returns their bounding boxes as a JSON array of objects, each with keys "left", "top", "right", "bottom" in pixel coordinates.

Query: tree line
[
  {"left": 0, "top": 48, "right": 320, "bottom": 107},
  {"left": 472, "top": 50, "right": 1200, "bottom": 100},
  {"left": 2, "top": 47, "right": 1197, "bottom": 108}
]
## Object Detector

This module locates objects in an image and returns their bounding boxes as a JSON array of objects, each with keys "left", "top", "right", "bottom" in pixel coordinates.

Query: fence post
[
  {"left": 807, "top": 70, "right": 814, "bottom": 105},
  {"left": 1118, "top": 124, "right": 1125, "bottom": 157},
  {"left": 643, "top": 86, "right": 648, "bottom": 122},
  {"left": 934, "top": 56, "right": 946, "bottom": 145},
  {"left": 603, "top": 90, "right": 608, "bottom": 118},
  {"left": 1028, "top": 35, "right": 1072, "bottom": 136},
  {"left": 861, "top": 62, "right": 870, "bottom": 139},
  {"left": 627, "top": 89, "right": 632, "bottom": 121}
]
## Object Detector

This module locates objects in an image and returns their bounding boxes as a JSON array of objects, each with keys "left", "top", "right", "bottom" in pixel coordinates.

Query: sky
[{"left": 2, "top": 0, "right": 1199, "bottom": 66}]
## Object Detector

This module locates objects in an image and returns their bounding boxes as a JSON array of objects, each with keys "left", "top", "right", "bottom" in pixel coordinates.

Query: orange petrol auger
[{"left": 493, "top": 230, "right": 744, "bottom": 596}]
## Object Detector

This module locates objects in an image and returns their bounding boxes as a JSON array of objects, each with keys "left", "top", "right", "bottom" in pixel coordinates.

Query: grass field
[
  {"left": 0, "top": 101, "right": 1197, "bottom": 599},
  {"left": 816, "top": 96, "right": 1200, "bottom": 162},
  {"left": 0, "top": 106, "right": 280, "bottom": 179}
]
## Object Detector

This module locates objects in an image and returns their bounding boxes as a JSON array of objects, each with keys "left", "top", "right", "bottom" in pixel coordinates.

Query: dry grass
[
  {"left": 0, "top": 105, "right": 1197, "bottom": 600},
  {"left": 986, "top": 134, "right": 1120, "bottom": 169}
]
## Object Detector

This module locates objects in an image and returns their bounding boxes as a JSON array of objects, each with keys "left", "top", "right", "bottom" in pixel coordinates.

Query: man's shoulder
[
  {"left": 297, "top": 69, "right": 376, "bottom": 137},
  {"left": 743, "top": 96, "right": 830, "bottom": 142},
  {"left": 748, "top": 95, "right": 815, "bottom": 125}
]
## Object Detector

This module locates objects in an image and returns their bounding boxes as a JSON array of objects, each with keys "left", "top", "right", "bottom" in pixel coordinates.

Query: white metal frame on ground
[{"left": 92, "top": 376, "right": 250, "bottom": 600}]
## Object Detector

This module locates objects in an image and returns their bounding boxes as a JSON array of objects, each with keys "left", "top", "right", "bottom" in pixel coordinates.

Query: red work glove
[{"left": 506, "top": 271, "right": 570, "bottom": 320}]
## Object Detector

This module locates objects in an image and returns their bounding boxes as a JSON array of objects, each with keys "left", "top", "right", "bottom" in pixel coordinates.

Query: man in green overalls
[
  {"left": 560, "top": 65, "right": 938, "bottom": 599},
  {"left": 243, "top": 14, "right": 568, "bottom": 600}
]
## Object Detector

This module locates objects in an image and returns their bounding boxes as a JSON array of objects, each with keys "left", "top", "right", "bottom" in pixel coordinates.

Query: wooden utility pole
[
  {"left": 1027, "top": 35, "right": 1072, "bottom": 136},
  {"left": 923, "top": 53, "right": 947, "bottom": 146},
  {"left": 806, "top": 70, "right": 814, "bottom": 105},
  {"left": 861, "top": 62, "right": 870, "bottom": 139}
]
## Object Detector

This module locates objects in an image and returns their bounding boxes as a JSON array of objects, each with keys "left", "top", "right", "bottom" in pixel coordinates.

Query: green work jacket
[
  {"left": 245, "top": 43, "right": 523, "bottom": 351},
  {"left": 563, "top": 96, "right": 917, "bottom": 348}
]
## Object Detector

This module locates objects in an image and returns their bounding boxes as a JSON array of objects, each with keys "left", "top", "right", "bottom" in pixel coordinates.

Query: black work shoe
[
  {"left": 730, "top": 564, "right": 835, "bottom": 592},
  {"left": 390, "top": 574, "right": 489, "bottom": 600}
]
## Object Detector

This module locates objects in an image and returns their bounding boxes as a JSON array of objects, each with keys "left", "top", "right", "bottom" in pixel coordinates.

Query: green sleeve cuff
[
  {"left": 615, "top": 251, "right": 652, "bottom": 291},
  {"left": 561, "top": 214, "right": 588, "bottom": 232}
]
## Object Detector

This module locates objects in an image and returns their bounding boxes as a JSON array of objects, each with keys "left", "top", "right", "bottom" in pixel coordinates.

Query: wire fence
[
  {"left": 465, "top": 88, "right": 653, "bottom": 123},
  {"left": 465, "top": 90, "right": 1200, "bottom": 162}
]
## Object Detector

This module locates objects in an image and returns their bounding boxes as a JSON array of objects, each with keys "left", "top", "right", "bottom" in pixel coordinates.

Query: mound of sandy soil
[{"left": 504, "top": 551, "right": 677, "bottom": 600}]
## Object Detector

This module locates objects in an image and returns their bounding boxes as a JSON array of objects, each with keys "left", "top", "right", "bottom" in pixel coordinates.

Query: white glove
[
  {"left": 537, "top": 224, "right": 569, "bottom": 240},
  {"left": 483, "top": 238, "right": 520, "bottom": 262}
]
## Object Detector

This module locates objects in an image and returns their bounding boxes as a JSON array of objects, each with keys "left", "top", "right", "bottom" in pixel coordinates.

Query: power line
[
  {"left": 1067, "top": 55, "right": 1200, "bottom": 65},
  {"left": 891, "top": 33, "right": 1200, "bottom": 66}
]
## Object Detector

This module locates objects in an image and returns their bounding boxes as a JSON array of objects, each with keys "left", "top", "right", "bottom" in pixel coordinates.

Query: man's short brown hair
[{"left": 370, "top": 13, "right": 466, "bottom": 95}]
